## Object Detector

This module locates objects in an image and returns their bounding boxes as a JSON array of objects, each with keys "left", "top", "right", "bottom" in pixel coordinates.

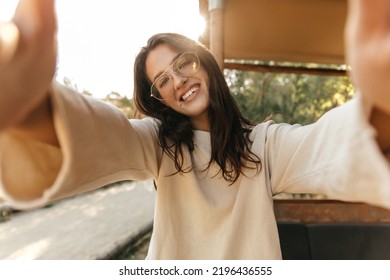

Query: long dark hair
[{"left": 134, "top": 33, "right": 261, "bottom": 183}]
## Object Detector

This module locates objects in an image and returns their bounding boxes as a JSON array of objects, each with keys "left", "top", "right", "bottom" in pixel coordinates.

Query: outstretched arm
[
  {"left": 0, "top": 0, "right": 58, "bottom": 146},
  {"left": 345, "top": 0, "right": 390, "bottom": 154}
]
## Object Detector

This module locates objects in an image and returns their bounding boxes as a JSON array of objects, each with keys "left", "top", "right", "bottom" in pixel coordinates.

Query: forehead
[{"left": 145, "top": 44, "right": 179, "bottom": 82}]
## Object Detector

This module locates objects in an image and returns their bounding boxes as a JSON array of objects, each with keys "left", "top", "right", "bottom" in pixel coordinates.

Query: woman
[
  {"left": 134, "top": 33, "right": 261, "bottom": 184},
  {"left": 0, "top": 0, "right": 390, "bottom": 259}
]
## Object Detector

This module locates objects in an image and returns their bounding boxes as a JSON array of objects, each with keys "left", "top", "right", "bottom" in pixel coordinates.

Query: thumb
[
  {"left": 0, "top": 22, "right": 20, "bottom": 64},
  {"left": 13, "top": 0, "right": 57, "bottom": 44},
  {"left": 346, "top": 0, "right": 390, "bottom": 33}
]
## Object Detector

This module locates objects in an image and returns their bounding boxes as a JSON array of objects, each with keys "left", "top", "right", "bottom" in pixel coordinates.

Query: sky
[{"left": 0, "top": 0, "right": 205, "bottom": 98}]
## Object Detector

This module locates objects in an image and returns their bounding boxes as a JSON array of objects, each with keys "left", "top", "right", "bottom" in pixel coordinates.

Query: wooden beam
[
  {"left": 225, "top": 62, "right": 348, "bottom": 76},
  {"left": 274, "top": 199, "right": 390, "bottom": 223},
  {"left": 209, "top": 0, "right": 225, "bottom": 70}
]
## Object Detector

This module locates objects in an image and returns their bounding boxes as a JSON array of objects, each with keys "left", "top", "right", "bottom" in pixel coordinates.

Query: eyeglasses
[{"left": 150, "top": 52, "right": 200, "bottom": 100}]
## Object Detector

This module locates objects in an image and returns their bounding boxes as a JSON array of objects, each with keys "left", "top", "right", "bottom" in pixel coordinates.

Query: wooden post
[{"left": 209, "top": 0, "right": 225, "bottom": 70}]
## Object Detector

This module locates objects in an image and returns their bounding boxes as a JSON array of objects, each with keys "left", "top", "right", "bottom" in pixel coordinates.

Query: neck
[{"left": 190, "top": 112, "right": 210, "bottom": 131}]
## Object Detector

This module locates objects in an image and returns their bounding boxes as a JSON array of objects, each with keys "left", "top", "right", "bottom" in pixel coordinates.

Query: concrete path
[{"left": 0, "top": 180, "right": 155, "bottom": 260}]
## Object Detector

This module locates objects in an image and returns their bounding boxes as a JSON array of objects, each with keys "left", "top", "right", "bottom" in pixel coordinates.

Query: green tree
[
  {"left": 225, "top": 70, "right": 354, "bottom": 125},
  {"left": 62, "top": 77, "right": 137, "bottom": 119},
  {"left": 102, "top": 92, "right": 137, "bottom": 119},
  {"left": 62, "top": 77, "right": 92, "bottom": 96}
]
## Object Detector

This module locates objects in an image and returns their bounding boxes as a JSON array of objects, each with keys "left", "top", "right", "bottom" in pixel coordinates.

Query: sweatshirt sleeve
[
  {"left": 0, "top": 82, "right": 162, "bottom": 210},
  {"left": 264, "top": 95, "right": 390, "bottom": 209}
]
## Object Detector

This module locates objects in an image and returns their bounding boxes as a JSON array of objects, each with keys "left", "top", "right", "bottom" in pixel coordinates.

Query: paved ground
[{"left": 0, "top": 180, "right": 155, "bottom": 260}]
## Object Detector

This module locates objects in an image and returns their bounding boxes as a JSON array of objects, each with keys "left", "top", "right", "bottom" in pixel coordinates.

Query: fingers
[
  {"left": 13, "top": 0, "right": 57, "bottom": 46},
  {"left": 0, "top": 0, "right": 58, "bottom": 129},
  {"left": 347, "top": 0, "right": 390, "bottom": 31},
  {"left": 345, "top": 0, "right": 390, "bottom": 65},
  {"left": 345, "top": 0, "right": 390, "bottom": 114},
  {"left": 0, "top": 22, "right": 20, "bottom": 64},
  {"left": 0, "top": 0, "right": 57, "bottom": 63}
]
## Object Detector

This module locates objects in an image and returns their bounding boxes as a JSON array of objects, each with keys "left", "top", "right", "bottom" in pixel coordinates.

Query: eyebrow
[{"left": 152, "top": 53, "right": 183, "bottom": 82}]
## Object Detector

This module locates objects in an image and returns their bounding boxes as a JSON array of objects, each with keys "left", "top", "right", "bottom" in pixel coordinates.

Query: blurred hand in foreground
[
  {"left": 345, "top": 0, "right": 390, "bottom": 114},
  {"left": 0, "top": 0, "right": 57, "bottom": 130}
]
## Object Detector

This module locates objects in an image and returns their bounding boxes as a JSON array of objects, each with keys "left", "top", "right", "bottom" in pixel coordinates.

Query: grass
[{"left": 114, "top": 231, "right": 152, "bottom": 260}]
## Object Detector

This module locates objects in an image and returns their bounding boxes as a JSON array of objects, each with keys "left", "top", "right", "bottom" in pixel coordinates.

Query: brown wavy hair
[{"left": 134, "top": 33, "right": 261, "bottom": 183}]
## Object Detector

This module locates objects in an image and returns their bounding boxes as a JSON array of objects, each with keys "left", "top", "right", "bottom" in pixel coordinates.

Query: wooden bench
[{"left": 275, "top": 199, "right": 390, "bottom": 259}]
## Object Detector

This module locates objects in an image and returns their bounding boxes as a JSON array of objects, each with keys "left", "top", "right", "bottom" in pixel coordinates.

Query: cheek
[
  {"left": 203, "top": 77, "right": 210, "bottom": 98},
  {"left": 198, "top": 69, "right": 210, "bottom": 91},
  {"left": 161, "top": 98, "right": 177, "bottom": 110}
]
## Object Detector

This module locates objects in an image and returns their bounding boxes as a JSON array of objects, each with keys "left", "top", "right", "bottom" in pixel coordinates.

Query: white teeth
[{"left": 182, "top": 86, "right": 199, "bottom": 101}]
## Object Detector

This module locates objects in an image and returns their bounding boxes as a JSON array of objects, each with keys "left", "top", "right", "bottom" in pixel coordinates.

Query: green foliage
[
  {"left": 225, "top": 70, "right": 355, "bottom": 125},
  {"left": 102, "top": 92, "right": 137, "bottom": 119},
  {"left": 62, "top": 77, "right": 93, "bottom": 96},
  {"left": 62, "top": 77, "right": 137, "bottom": 119},
  {"left": 0, "top": 207, "right": 13, "bottom": 223}
]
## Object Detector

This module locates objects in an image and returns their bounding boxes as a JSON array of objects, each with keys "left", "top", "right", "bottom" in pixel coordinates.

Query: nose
[{"left": 172, "top": 72, "right": 188, "bottom": 90}]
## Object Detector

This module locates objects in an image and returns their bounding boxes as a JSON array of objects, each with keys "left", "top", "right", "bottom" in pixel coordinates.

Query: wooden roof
[{"left": 199, "top": 0, "right": 347, "bottom": 65}]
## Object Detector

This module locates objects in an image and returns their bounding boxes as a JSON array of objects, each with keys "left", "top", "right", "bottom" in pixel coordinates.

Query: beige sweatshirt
[{"left": 1, "top": 82, "right": 390, "bottom": 259}]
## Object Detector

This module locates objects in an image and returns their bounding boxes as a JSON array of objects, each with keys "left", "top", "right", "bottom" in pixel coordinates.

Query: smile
[{"left": 181, "top": 85, "right": 199, "bottom": 101}]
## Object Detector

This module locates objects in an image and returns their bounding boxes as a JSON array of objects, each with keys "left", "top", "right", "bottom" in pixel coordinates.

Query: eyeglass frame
[{"left": 150, "top": 52, "right": 200, "bottom": 100}]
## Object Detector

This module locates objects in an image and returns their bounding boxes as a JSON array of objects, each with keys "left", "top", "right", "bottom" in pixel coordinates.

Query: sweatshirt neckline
[
  {"left": 193, "top": 130, "right": 210, "bottom": 144},
  {"left": 194, "top": 129, "right": 210, "bottom": 136}
]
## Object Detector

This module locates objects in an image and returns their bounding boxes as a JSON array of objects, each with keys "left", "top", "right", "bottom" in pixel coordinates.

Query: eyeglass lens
[{"left": 151, "top": 53, "right": 199, "bottom": 99}]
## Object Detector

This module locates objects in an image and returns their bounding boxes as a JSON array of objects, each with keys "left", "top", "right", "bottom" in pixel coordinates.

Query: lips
[{"left": 180, "top": 85, "right": 200, "bottom": 101}]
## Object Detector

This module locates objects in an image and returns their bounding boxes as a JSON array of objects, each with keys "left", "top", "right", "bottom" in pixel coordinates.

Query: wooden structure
[
  {"left": 199, "top": 0, "right": 347, "bottom": 75},
  {"left": 274, "top": 200, "right": 390, "bottom": 259},
  {"left": 199, "top": 0, "right": 390, "bottom": 259}
]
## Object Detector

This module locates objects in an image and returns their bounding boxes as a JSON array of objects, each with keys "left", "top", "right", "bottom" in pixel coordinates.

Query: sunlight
[
  {"left": 55, "top": 0, "right": 206, "bottom": 98},
  {"left": 0, "top": 0, "right": 18, "bottom": 21},
  {"left": 187, "top": 13, "right": 206, "bottom": 41},
  {"left": 8, "top": 239, "right": 52, "bottom": 260}
]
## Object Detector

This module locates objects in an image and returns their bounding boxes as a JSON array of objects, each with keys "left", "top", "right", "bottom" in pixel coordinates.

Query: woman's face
[{"left": 146, "top": 44, "right": 210, "bottom": 131}]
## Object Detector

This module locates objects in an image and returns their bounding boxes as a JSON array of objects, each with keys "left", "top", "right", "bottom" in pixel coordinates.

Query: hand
[
  {"left": 0, "top": 0, "right": 57, "bottom": 130},
  {"left": 345, "top": 0, "right": 390, "bottom": 114}
]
